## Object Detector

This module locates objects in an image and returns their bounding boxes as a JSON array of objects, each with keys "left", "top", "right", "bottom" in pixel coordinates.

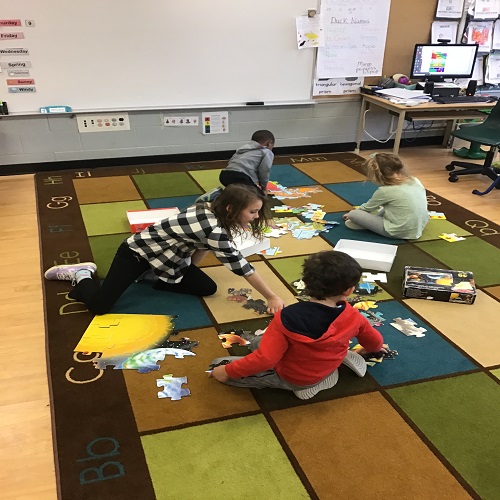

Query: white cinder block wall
[{"left": 0, "top": 99, "right": 442, "bottom": 169}]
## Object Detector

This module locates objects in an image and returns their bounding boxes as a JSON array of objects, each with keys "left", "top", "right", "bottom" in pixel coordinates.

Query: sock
[{"left": 75, "top": 269, "right": 92, "bottom": 283}]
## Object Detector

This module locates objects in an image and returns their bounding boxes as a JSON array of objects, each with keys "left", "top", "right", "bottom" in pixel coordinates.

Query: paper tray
[{"left": 334, "top": 239, "right": 397, "bottom": 272}]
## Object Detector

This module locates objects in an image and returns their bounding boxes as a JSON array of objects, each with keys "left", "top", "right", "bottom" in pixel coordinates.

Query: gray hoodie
[{"left": 224, "top": 140, "right": 274, "bottom": 189}]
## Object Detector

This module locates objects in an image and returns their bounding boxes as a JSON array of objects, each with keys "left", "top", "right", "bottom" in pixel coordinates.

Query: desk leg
[
  {"left": 355, "top": 97, "right": 369, "bottom": 154},
  {"left": 443, "top": 119, "right": 456, "bottom": 147},
  {"left": 393, "top": 110, "right": 406, "bottom": 155}
]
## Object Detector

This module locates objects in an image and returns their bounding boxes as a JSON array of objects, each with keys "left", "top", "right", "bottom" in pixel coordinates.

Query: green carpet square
[
  {"left": 133, "top": 172, "right": 202, "bottom": 198},
  {"left": 413, "top": 218, "right": 472, "bottom": 242},
  {"left": 89, "top": 233, "right": 129, "bottom": 277},
  {"left": 388, "top": 373, "right": 500, "bottom": 500},
  {"left": 80, "top": 200, "right": 146, "bottom": 236},
  {"left": 266, "top": 255, "right": 308, "bottom": 289},
  {"left": 415, "top": 236, "right": 500, "bottom": 286},
  {"left": 141, "top": 415, "right": 309, "bottom": 499},
  {"left": 188, "top": 169, "right": 223, "bottom": 192}
]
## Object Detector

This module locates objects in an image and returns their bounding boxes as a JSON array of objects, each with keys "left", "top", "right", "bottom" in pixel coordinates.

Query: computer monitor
[{"left": 410, "top": 44, "right": 479, "bottom": 82}]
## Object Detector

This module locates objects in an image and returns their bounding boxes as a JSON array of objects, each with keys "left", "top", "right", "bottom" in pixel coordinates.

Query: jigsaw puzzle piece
[
  {"left": 157, "top": 374, "right": 190, "bottom": 400},
  {"left": 218, "top": 332, "right": 250, "bottom": 349},
  {"left": 360, "top": 310, "right": 386, "bottom": 326},
  {"left": 390, "top": 318, "right": 427, "bottom": 337},
  {"left": 95, "top": 347, "right": 195, "bottom": 373},
  {"left": 94, "top": 355, "right": 130, "bottom": 371},
  {"left": 355, "top": 282, "right": 380, "bottom": 295},
  {"left": 242, "top": 298, "right": 268, "bottom": 315},
  {"left": 362, "top": 272, "right": 387, "bottom": 283},
  {"left": 261, "top": 247, "right": 282, "bottom": 256},
  {"left": 353, "top": 300, "right": 377, "bottom": 311},
  {"left": 161, "top": 338, "right": 199, "bottom": 351}
]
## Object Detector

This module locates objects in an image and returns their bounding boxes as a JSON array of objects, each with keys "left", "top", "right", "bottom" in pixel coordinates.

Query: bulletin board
[
  {"left": 379, "top": 0, "right": 437, "bottom": 80},
  {"left": 0, "top": 0, "right": 317, "bottom": 114}
]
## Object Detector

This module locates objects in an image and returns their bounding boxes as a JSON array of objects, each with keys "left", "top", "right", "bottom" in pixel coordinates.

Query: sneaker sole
[
  {"left": 44, "top": 262, "right": 97, "bottom": 279},
  {"left": 342, "top": 350, "right": 367, "bottom": 377},
  {"left": 294, "top": 369, "right": 339, "bottom": 400}
]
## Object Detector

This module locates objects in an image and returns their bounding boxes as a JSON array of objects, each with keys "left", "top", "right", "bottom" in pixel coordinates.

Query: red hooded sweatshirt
[{"left": 225, "top": 302, "right": 384, "bottom": 386}]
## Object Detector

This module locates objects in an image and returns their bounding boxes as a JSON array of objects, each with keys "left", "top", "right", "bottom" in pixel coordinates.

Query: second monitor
[{"left": 410, "top": 43, "right": 479, "bottom": 82}]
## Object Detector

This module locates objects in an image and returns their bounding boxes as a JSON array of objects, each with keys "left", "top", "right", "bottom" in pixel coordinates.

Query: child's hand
[
  {"left": 267, "top": 296, "right": 285, "bottom": 314},
  {"left": 210, "top": 365, "right": 230, "bottom": 383},
  {"left": 356, "top": 344, "right": 388, "bottom": 356}
]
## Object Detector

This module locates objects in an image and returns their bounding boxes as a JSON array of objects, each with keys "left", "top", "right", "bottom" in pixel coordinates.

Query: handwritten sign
[{"left": 316, "top": 0, "right": 391, "bottom": 79}]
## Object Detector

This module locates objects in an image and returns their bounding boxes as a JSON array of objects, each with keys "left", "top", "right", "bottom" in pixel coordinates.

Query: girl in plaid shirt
[{"left": 45, "top": 184, "right": 285, "bottom": 315}]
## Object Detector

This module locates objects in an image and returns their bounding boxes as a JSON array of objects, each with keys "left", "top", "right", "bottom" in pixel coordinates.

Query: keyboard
[{"left": 432, "top": 95, "right": 496, "bottom": 104}]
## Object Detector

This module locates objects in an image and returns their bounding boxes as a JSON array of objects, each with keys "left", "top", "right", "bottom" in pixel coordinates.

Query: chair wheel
[
  {"left": 449, "top": 175, "right": 459, "bottom": 183},
  {"left": 445, "top": 164, "right": 455, "bottom": 171}
]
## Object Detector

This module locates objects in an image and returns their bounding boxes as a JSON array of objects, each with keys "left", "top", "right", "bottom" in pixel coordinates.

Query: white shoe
[
  {"left": 344, "top": 219, "right": 364, "bottom": 230},
  {"left": 294, "top": 369, "right": 339, "bottom": 400},
  {"left": 342, "top": 350, "right": 367, "bottom": 377}
]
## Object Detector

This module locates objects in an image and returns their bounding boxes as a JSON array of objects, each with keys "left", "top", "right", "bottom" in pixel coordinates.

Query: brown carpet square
[{"left": 73, "top": 176, "right": 142, "bottom": 204}]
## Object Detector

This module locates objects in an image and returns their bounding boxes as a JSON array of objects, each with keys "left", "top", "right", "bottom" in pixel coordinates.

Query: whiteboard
[
  {"left": 0, "top": 0, "right": 317, "bottom": 113},
  {"left": 316, "top": 0, "right": 391, "bottom": 78}
]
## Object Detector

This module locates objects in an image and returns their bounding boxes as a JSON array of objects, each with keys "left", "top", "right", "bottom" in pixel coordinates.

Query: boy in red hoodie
[{"left": 210, "top": 250, "right": 385, "bottom": 400}]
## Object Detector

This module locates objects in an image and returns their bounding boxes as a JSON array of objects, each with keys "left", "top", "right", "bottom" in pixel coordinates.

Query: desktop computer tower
[{"left": 418, "top": 81, "right": 460, "bottom": 97}]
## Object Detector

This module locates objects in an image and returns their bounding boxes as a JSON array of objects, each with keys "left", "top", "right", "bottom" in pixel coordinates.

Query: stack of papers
[{"left": 375, "top": 88, "right": 431, "bottom": 100}]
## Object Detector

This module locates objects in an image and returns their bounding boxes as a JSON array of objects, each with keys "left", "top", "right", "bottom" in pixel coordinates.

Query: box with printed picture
[{"left": 402, "top": 266, "right": 476, "bottom": 304}]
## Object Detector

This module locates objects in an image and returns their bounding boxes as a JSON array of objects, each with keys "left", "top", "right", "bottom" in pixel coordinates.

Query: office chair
[{"left": 446, "top": 100, "right": 500, "bottom": 196}]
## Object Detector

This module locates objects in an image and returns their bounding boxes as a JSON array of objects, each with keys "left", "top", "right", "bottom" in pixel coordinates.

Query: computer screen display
[{"left": 410, "top": 44, "right": 479, "bottom": 81}]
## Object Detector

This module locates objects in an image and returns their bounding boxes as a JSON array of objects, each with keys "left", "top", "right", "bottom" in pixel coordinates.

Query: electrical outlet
[{"left": 76, "top": 113, "right": 130, "bottom": 133}]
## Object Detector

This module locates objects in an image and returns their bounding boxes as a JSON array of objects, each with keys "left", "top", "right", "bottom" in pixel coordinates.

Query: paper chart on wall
[
  {"left": 315, "top": 0, "right": 391, "bottom": 79},
  {"left": 468, "top": 21, "right": 494, "bottom": 52},
  {"left": 431, "top": 21, "right": 459, "bottom": 43},
  {"left": 493, "top": 20, "right": 500, "bottom": 49},
  {"left": 435, "top": 0, "right": 465, "bottom": 18},
  {"left": 473, "top": 55, "right": 485, "bottom": 84},
  {"left": 473, "top": 0, "right": 500, "bottom": 19},
  {"left": 485, "top": 53, "right": 500, "bottom": 84}
]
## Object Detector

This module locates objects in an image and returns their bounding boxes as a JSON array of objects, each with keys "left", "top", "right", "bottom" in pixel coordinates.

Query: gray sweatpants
[
  {"left": 210, "top": 335, "right": 320, "bottom": 391},
  {"left": 346, "top": 208, "right": 392, "bottom": 238}
]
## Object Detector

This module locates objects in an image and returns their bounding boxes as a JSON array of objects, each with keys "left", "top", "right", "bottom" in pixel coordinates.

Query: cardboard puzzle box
[{"left": 402, "top": 266, "right": 476, "bottom": 305}]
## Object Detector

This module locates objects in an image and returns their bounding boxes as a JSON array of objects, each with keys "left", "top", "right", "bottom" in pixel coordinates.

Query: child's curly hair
[
  {"left": 364, "top": 153, "right": 411, "bottom": 186},
  {"left": 302, "top": 251, "right": 362, "bottom": 300},
  {"left": 211, "top": 184, "right": 270, "bottom": 239}
]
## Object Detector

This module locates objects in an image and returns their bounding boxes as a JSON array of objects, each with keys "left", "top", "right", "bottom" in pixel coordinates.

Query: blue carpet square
[
  {"left": 320, "top": 212, "right": 405, "bottom": 246},
  {"left": 324, "top": 181, "right": 378, "bottom": 206},
  {"left": 365, "top": 300, "right": 477, "bottom": 386},
  {"left": 109, "top": 281, "right": 212, "bottom": 330},
  {"left": 270, "top": 164, "right": 317, "bottom": 187},
  {"left": 147, "top": 195, "right": 200, "bottom": 210}
]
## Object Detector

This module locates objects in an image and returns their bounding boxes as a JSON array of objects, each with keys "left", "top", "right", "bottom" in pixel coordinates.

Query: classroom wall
[
  {"left": 0, "top": 0, "right": 443, "bottom": 171},
  {"left": 0, "top": 100, "right": 444, "bottom": 169}
]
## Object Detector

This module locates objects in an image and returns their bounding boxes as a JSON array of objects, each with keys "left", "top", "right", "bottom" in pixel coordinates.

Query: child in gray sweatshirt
[{"left": 220, "top": 130, "right": 275, "bottom": 194}]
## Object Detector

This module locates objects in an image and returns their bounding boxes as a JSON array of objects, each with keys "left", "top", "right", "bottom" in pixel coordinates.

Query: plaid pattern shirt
[{"left": 127, "top": 204, "right": 254, "bottom": 283}]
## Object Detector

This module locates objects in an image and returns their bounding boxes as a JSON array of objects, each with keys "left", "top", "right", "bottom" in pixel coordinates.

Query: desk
[{"left": 355, "top": 94, "right": 494, "bottom": 154}]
